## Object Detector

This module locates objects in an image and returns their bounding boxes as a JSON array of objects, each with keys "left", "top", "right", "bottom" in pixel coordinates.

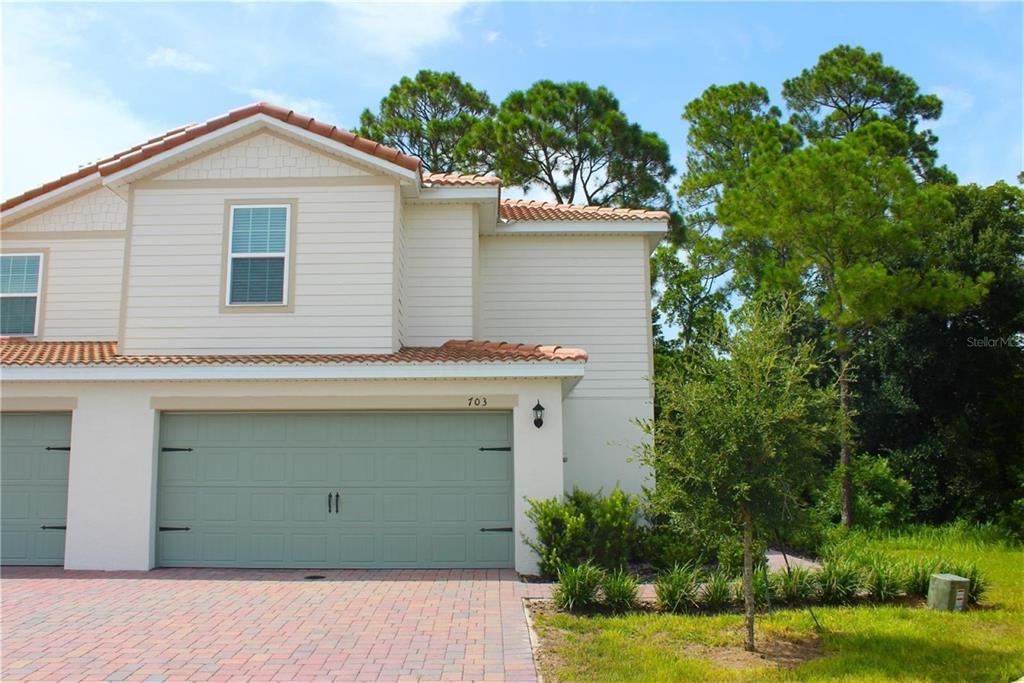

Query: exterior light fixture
[{"left": 533, "top": 400, "right": 545, "bottom": 428}]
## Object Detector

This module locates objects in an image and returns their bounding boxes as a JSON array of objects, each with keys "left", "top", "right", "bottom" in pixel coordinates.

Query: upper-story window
[
  {"left": 0, "top": 253, "right": 43, "bottom": 336},
  {"left": 227, "top": 205, "right": 290, "bottom": 306}
]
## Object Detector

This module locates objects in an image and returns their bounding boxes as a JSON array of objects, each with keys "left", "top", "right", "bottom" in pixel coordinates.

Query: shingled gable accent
[{"left": 0, "top": 338, "right": 588, "bottom": 367}]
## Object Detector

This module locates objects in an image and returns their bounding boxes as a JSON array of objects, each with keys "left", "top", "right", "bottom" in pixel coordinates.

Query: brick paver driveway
[{"left": 1, "top": 567, "right": 549, "bottom": 682}]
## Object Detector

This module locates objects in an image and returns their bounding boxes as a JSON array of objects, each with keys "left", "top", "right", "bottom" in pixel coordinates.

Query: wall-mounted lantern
[{"left": 533, "top": 400, "right": 545, "bottom": 428}]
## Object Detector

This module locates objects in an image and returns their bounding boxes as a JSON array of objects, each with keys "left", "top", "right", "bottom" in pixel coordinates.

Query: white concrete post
[
  {"left": 512, "top": 379, "right": 564, "bottom": 575},
  {"left": 64, "top": 386, "right": 159, "bottom": 570}
]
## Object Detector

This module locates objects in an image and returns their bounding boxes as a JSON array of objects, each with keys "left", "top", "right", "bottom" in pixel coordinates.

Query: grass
[{"left": 531, "top": 524, "right": 1024, "bottom": 681}]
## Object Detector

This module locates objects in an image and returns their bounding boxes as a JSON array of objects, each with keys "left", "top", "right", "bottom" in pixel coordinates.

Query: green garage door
[
  {"left": 1, "top": 412, "right": 71, "bottom": 565},
  {"left": 157, "top": 412, "right": 514, "bottom": 568}
]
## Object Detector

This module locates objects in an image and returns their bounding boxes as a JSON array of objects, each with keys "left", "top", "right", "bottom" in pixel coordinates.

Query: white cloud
[
  {"left": 242, "top": 88, "right": 340, "bottom": 124},
  {"left": 331, "top": 1, "right": 473, "bottom": 63},
  {"left": 1, "top": 7, "right": 163, "bottom": 198},
  {"left": 145, "top": 47, "right": 213, "bottom": 73},
  {"left": 928, "top": 85, "right": 975, "bottom": 130},
  {"left": 484, "top": 30, "right": 500, "bottom": 44}
]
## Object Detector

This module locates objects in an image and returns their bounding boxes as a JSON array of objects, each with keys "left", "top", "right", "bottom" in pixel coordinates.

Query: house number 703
[{"left": 467, "top": 397, "right": 488, "bottom": 407}]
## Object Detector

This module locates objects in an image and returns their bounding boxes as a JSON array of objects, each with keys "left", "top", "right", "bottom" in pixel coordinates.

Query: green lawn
[{"left": 531, "top": 525, "right": 1024, "bottom": 682}]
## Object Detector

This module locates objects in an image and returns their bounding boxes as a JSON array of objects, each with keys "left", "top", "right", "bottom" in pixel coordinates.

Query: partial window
[
  {"left": 0, "top": 253, "right": 43, "bottom": 336},
  {"left": 227, "top": 205, "right": 289, "bottom": 305}
]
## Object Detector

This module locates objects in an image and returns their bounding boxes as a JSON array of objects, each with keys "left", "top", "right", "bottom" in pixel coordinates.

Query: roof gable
[{"left": 2, "top": 102, "right": 421, "bottom": 213}]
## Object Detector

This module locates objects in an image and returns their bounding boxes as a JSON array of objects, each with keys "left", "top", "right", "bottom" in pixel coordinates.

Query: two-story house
[{"left": 0, "top": 103, "right": 666, "bottom": 575}]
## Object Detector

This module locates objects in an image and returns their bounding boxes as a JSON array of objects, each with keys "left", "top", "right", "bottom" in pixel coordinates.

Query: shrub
[
  {"left": 643, "top": 526, "right": 705, "bottom": 570},
  {"left": 815, "top": 453, "right": 912, "bottom": 530},
  {"left": 773, "top": 565, "right": 819, "bottom": 604},
  {"left": 525, "top": 488, "right": 641, "bottom": 578},
  {"left": 699, "top": 570, "right": 733, "bottom": 612},
  {"left": 601, "top": 569, "right": 640, "bottom": 613},
  {"left": 553, "top": 562, "right": 604, "bottom": 612},
  {"left": 818, "top": 560, "right": 863, "bottom": 604},
  {"left": 525, "top": 497, "right": 588, "bottom": 578},
  {"left": 583, "top": 488, "right": 642, "bottom": 569},
  {"left": 655, "top": 564, "right": 701, "bottom": 613},
  {"left": 865, "top": 557, "right": 907, "bottom": 601}
]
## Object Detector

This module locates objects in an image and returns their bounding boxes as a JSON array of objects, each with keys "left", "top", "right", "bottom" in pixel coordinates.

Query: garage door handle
[
  {"left": 479, "top": 527, "right": 513, "bottom": 532},
  {"left": 40, "top": 525, "right": 67, "bottom": 530},
  {"left": 327, "top": 492, "right": 333, "bottom": 514},
  {"left": 161, "top": 447, "right": 193, "bottom": 453},
  {"left": 479, "top": 447, "right": 511, "bottom": 452},
  {"left": 45, "top": 446, "right": 71, "bottom": 451},
  {"left": 158, "top": 526, "right": 191, "bottom": 531},
  {"left": 334, "top": 491, "right": 340, "bottom": 513}
]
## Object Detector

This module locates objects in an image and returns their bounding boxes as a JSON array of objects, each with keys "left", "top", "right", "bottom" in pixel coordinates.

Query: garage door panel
[
  {"left": 475, "top": 452, "right": 512, "bottom": 481},
  {"left": 338, "top": 492, "right": 375, "bottom": 522},
  {"left": 1, "top": 413, "right": 71, "bottom": 566},
  {"left": 157, "top": 412, "right": 513, "bottom": 568},
  {"left": 431, "top": 494, "right": 467, "bottom": 522},
  {"left": 475, "top": 492, "right": 513, "bottom": 522},
  {"left": 161, "top": 451, "right": 198, "bottom": 483}
]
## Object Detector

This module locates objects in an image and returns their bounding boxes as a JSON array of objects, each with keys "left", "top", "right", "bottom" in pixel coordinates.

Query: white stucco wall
[{"left": 2, "top": 376, "right": 566, "bottom": 574}]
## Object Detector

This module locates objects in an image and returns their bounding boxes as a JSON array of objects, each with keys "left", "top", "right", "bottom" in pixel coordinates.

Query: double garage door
[{"left": 157, "top": 412, "right": 514, "bottom": 568}]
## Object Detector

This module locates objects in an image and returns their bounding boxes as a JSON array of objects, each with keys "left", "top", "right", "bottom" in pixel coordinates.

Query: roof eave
[{"left": 0, "top": 360, "right": 587, "bottom": 382}]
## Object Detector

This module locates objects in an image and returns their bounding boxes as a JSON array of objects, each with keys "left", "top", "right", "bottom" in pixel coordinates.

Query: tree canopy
[
  {"left": 473, "top": 80, "right": 676, "bottom": 213},
  {"left": 641, "top": 298, "right": 836, "bottom": 650},
  {"left": 357, "top": 70, "right": 496, "bottom": 173},
  {"left": 782, "top": 44, "right": 950, "bottom": 182}
]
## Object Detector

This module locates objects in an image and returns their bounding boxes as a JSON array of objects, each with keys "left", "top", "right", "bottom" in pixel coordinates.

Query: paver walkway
[{"left": 1, "top": 567, "right": 550, "bottom": 682}]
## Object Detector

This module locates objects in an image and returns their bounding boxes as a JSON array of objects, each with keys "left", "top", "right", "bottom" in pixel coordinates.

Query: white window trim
[
  {"left": 0, "top": 252, "right": 44, "bottom": 337},
  {"left": 225, "top": 204, "right": 291, "bottom": 307}
]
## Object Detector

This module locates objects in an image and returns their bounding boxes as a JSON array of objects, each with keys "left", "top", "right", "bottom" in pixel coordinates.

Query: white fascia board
[
  {"left": 101, "top": 114, "right": 420, "bottom": 189},
  {"left": 1, "top": 361, "right": 586, "bottom": 383},
  {"left": 1, "top": 174, "right": 102, "bottom": 224},
  {"left": 495, "top": 220, "right": 668, "bottom": 237},
  {"left": 413, "top": 187, "right": 500, "bottom": 203}
]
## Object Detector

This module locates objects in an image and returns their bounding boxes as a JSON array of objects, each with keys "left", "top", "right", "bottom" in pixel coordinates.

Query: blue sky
[{"left": 2, "top": 1, "right": 1021, "bottom": 200}]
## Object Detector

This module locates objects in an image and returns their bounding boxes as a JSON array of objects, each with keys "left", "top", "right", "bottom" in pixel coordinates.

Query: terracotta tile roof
[
  {"left": 421, "top": 172, "right": 502, "bottom": 187},
  {"left": 2, "top": 102, "right": 422, "bottom": 212},
  {"left": 0, "top": 339, "right": 587, "bottom": 367},
  {"left": 500, "top": 199, "right": 670, "bottom": 222}
]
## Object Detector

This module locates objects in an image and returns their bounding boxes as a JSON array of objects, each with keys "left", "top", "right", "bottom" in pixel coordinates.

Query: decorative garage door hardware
[
  {"left": 480, "top": 527, "right": 513, "bottom": 532},
  {"left": 40, "top": 525, "right": 67, "bottom": 530},
  {"left": 45, "top": 446, "right": 71, "bottom": 451},
  {"left": 479, "top": 446, "right": 511, "bottom": 451},
  {"left": 161, "top": 447, "right": 193, "bottom": 452},
  {"left": 158, "top": 526, "right": 191, "bottom": 531},
  {"left": 327, "top": 492, "right": 340, "bottom": 513}
]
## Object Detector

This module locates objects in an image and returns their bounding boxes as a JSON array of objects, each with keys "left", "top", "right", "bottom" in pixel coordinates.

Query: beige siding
[
  {"left": 402, "top": 204, "right": 475, "bottom": 346},
  {"left": 1, "top": 236, "right": 124, "bottom": 340},
  {"left": 3, "top": 188, "right": 126, "bottom": 233},
  {"left": 122, "top": 183, "right": 397, "bottom": 354},
  {"left": 154, "top": 132, "right": 371, "bottom": 181},
  {"left": 479, "top": 235, "right": 651, "bottom": 399}
]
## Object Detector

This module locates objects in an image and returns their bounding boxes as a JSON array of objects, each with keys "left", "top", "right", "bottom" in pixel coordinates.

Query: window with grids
[
  {"left": 227, "top": 205, "right": 290, "bottom": 305},
  {"left": 1, "top": 253, "right": 43, "bottom": 336}
]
